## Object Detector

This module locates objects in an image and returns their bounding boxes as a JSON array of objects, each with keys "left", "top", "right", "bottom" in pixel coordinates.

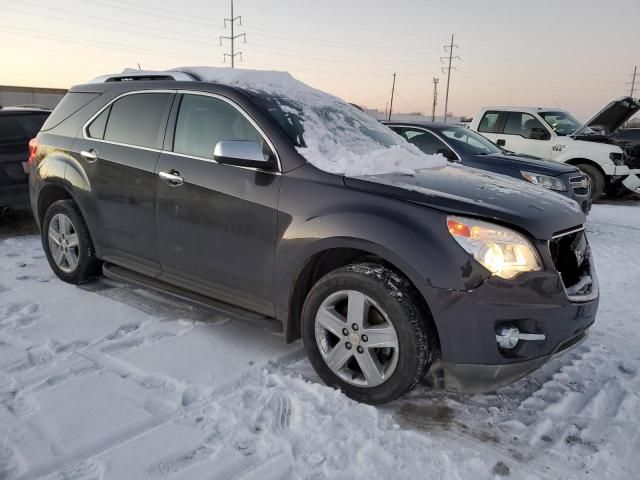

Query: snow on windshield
[{"left": 170, "top": 67, "right": 448, "bottom": 176}]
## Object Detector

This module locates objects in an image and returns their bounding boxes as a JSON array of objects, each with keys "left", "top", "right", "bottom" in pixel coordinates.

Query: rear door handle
[
  {"left": 496, "top": 139, "right": 506, "bottom": 146},
  {"left": 81, "top": 149, "right": 98, "bottom": 162},
  {"left": 159, "top": 170, "right": 184, "bottom": 186}
]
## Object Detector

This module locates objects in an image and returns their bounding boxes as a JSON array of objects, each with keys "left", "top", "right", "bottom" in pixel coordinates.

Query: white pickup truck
[{"left": 469, "top": 97, "right": 640, "bottom": 199}]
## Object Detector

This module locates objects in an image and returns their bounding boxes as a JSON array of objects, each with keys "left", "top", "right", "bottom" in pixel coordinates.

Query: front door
[
  {"left": 496, "top": 111, "right": 553, "bottom": 159},
  {"left": 155, "top": 93, "right": 280, "bottom": 316},
  {"left": 74, "top": 91, "right": 175, "bottom": 273}
]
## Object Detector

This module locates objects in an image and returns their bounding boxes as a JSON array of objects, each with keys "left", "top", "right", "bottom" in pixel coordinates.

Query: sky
[{"left": 0, "top": 0, "right": 638, "bottom": 120}]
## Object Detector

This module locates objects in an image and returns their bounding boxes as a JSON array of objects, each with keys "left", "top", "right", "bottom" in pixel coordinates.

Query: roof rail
[{"left": 89, "top": 70, "right": 198, "bottom": 83}]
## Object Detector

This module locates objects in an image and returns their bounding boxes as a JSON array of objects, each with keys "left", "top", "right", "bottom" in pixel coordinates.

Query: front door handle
[
  {"left": 496, "top": 139, "right": 506, "bottom": 146},
  {"left": 159, "top": 170, "right": 184, "bottom": 186},
  {"left": 81, "top": 149, "right": 98, "bottom": 162}
]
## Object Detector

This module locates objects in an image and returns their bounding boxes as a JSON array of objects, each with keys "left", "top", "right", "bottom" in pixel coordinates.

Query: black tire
[
  {"left": 576, "top": 163, "right": 605, "bottom": 201},
  {"left": 41, "top": 199, "right": 101, "bottom": 284},
  {"left": 301, "top": 263, "right": 436, "bottom": 404}
]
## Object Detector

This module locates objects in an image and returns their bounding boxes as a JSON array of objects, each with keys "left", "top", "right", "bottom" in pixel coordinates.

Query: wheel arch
[
  {"left": 283, "top": 242, "right": 440, "bottom": 353},
  {"left": 564, "top": 157, "right": 608, "bottom": 180}
]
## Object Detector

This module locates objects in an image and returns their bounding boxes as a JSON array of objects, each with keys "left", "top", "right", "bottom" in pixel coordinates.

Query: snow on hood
[{"left": 140, "top": 67, "right": 448, "bottom": 176}]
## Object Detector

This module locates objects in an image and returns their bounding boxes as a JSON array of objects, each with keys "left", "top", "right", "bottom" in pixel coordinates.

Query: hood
[
  {"left": 471, "top": 153, "right": 578, "bottom": 176},
  {"left": 576, "top": 96, "right": 640, "bottom": 135},
  {"left": 344, "top": 165, "right": 585, "bottom": 240}
]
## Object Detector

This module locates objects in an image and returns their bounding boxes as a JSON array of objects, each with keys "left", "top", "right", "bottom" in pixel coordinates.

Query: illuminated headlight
[
  {"left": 521, "top": 171, "right": 567, "bottom": 191},
  {"left": 447, "top": 216, "right": 542, "bottom": 279}
]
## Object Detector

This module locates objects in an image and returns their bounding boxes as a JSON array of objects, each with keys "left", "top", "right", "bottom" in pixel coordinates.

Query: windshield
[
  {"left": 538, "top": 111, "right": 583, "bottom": 136},
  {"left": 435, "top": 126, "right": 503, "bottom": 156},
  {"left": 249, "top": 89, "right": 446, "bottom": 176}
]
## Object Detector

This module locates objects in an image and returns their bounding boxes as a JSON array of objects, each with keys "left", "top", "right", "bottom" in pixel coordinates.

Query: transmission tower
[
  {"left": 440, "top": 34, "right": 460, "bottom": 123},
  {"left": 431, "top": 78, "right": 439, "bottom": 122},
  {"left": 219, "top": 0, "right": 246, "bottom": 68}
]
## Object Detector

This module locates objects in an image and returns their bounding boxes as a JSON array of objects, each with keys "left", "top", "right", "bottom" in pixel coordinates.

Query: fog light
[
  {"left": 496, "top": 325, "right": 546, "bottom": 349},
  {"left": 496, "top": 326, "right": 520, "bottom": 349}
]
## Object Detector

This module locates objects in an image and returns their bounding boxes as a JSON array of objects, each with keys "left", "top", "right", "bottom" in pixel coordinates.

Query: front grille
[
  {"left": 569, "top": 174, "right": 590, "bottom": 196},
  {"left": 549, "top": 228, "right": 588, "bottom": 289}
]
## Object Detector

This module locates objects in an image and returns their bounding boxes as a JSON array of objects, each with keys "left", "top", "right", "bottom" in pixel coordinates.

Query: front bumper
[{"left": 424, "top": 245, "right": 598, "bottom": 394}]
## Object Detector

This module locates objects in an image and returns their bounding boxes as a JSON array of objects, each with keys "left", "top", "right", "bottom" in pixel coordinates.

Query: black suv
[
  {"left": 29, "top": 69, "right": 598, "bottom": 404},
  {"left": 1, "top": 106, "right": 50, "bottom": 212}
]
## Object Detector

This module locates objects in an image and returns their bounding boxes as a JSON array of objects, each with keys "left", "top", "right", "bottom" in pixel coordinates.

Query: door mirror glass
[{"left": 214, "top": 140, "right": 270, "bottom": 168}]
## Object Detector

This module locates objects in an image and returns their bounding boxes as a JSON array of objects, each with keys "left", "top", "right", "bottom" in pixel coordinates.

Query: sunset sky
[{"left": 1, "top": 0, "right": 638, "bottom": 120}]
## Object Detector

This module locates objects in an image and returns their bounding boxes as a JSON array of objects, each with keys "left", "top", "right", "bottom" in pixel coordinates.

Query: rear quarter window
[{"left": 40, "top": 92, "right": 100, "bottom": 131}]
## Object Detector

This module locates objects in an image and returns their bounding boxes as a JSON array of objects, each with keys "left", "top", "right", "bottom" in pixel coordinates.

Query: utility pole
[
  {"left": 431, "top": 77, "right": 439, "bottom": 122},
  {"left": 219, "top": 0, "right": 246, "bottom": 68},
  {"left": 388, "top": 73, "right": 396, "bottom": 121},
  {"left": 440, "top": 34, "right": 460, "bottom": 123},
  {"left": 628, "top": 66, "right": 639, "bottom": 98}
]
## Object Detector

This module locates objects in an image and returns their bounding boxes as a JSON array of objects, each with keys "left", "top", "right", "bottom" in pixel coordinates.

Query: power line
[
  {"left": 440, "top": 34, "right": 460, "bottom": 123},
  {"left": 431, "top": 78, "right": 439, "bottom": 122},
  {"left": 219, "top": 0, "right": 245, "bottom": 68},
  {"left": 628, "top": 66, "right": 639, "bottom": 98}
]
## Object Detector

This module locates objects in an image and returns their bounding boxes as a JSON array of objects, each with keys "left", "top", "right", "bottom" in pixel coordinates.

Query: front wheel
[
  {"left": 42, "top": 199, "right": 101, "bottom": 284},
  {"left": 301, "top": 263, "right": 436, "bottom": 404}
]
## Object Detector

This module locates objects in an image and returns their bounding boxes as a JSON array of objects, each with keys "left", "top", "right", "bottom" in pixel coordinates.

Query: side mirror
[
  {"left": 436, "top": 148, "right": 459, "bottom": 162},
  {"left": 527, "top": 128, "right": 550, "bottom": 141},
  {"left": 213, "top": 140, "right": 271, "bottom": 169}
]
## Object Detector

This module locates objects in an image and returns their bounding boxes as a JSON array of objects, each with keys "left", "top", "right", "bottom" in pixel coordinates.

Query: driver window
[{"left": 174, "top": 94, "right": 269, "bottom": 159}]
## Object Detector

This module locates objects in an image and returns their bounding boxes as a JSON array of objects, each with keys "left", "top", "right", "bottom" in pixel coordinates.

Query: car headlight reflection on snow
[
  {"left": 520, "top": 171, "right": 567, "bottom": 191},
  {"left": 447, "top": 216, "right": 542, "bottom": 279}
]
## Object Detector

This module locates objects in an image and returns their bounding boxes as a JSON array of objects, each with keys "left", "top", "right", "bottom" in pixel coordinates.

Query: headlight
[
  {"left": 521, "top": 171, "right": 567, "bottom": 191},
  {"left": 447, "top": 216, "right": 542, "bottom": 279}
]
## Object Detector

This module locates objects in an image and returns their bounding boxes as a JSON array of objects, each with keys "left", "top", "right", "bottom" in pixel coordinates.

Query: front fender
[{"left": 273, "top": 170, "right": 490, "bottom": 326}]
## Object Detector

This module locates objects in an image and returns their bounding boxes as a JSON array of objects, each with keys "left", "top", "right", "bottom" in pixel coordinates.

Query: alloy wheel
[
  {"left": 48, "top": 213, "right": 80, "bottom": 273},
  {"left": 314, "top": 290, "right": 399, "bottom": 387}
]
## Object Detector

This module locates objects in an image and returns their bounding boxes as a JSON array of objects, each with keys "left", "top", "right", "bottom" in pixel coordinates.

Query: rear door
[
  {"left": 155, "top": 92, "right": 281, "bottom": 316},
  {"left": 73, "top": 91, "right": 174, "bottom": 274},
  {"left": 496, "top": 111, "right": 553, "bottom": 159}
]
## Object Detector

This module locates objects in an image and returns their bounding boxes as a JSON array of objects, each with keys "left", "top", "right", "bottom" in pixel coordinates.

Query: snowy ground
[{"left": 1, "top": 203, "right": 639, "bottom": 480}]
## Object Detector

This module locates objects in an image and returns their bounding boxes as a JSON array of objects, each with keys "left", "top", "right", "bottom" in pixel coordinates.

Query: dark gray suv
[{"left": 28, "top": 69, "right": 598, "bottom": 404}]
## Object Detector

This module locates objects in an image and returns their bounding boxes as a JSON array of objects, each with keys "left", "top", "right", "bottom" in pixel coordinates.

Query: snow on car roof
[{"left": 121, "top": 66, "right": 447, "bottom": 177}]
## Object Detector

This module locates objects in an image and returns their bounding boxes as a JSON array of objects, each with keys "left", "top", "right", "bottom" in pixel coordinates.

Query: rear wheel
[
  {"left": 576, "top": 163, "right": 604, "bottom": 201},
  {"left": 42, "top": 200, "right": 101, "bottom": 284},
  {"left": 301, "top": 263, "right": 436, "bottom": 404}
]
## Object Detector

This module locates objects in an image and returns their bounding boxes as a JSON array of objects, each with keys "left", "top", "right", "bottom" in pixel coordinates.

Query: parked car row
[
  {"left": 468, "top": 98, "right": 640, "bottom": 199},
  {"left": 383, "top": 121, "right": 592, "bottom": 213},
  {"left": 26, "top": 68, "right": 599, "bottom": 404}
]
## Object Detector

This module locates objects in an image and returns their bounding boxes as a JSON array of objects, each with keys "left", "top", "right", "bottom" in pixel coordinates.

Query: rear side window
[
  {"left": 0, "top": 113, "right": 49, "bottom": 142},
  {"left": 103, "top": 93, "right": 172, "bottom": 149},
  {"left": 40, "top": 93, "right": 99, "bottom": 131},
  {"left": 478, "top": 111, "right": 501, "bottom": 133},
  {"left": 173, "top": 94, "right": 265, "bottom": 159}
]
